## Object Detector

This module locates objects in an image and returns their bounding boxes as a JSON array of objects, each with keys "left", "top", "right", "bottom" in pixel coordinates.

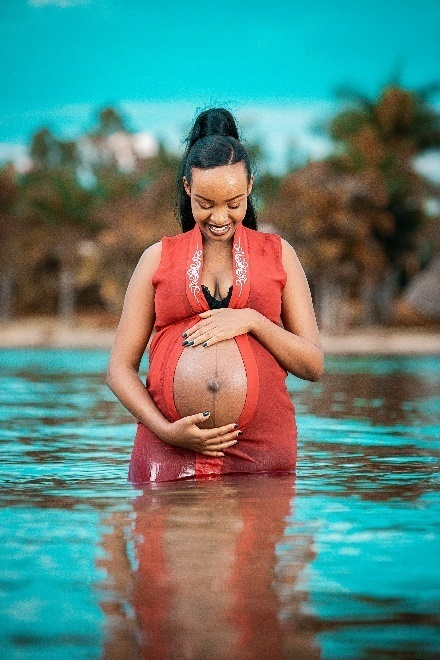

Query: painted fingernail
[
  {"left": 237, "top": 430, "right": 243, "bottom": 436},
  {"left": 202, "top": 342, "right": 207, "bottom": 347},
  {"left": 182, "top": 340, "right": 189, "bottom": 346},
  {"left": 182, "top": 332, "right": 188, "bottom": 338},
  {"left": 187, "top": 340, "right": 194, "bottom": 346},
  {"left": 203, "top": 411, "right": 210, "bottom": 416},
  {"left": 233, "top": 423, "right": 238, "bottom": 428}
]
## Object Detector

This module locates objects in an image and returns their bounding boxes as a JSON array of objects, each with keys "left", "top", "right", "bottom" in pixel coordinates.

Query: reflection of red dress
[
  {"left": 131, "top": 475, "right": 310, "bottom": 659},
  {"left": 129, "top": 223, "right": 297, "bottom": 484}
]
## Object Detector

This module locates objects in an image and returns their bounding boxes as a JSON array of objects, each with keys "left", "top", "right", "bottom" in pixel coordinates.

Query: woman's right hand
[{"left": 160, "top": 411, "right": 241, "bottom": 457}]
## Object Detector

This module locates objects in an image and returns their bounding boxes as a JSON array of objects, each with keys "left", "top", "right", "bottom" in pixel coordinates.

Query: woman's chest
[
  {"left": 200, "top": 249, "right": 234, "bottom": 300},
  {"left": 201, "top": 254, "right": 234, "bottom": 301},
  {"left": 153, "top": 234, "right": 285, "bottom": 325}
]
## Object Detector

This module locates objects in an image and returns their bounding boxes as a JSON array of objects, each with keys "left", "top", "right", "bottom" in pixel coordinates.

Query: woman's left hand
[{"left": 182, "top": 308, "right": 256, "bottom": 348}]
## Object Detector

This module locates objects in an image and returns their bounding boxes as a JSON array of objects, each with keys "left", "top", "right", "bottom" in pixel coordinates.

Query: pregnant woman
[{"left": 106, "top": 108, "right": 324, "bottom": 483}]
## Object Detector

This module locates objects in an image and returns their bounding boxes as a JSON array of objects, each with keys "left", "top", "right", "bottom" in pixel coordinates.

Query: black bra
[{"left": 201, "top": 284, "right": 233, "bottom": 309}]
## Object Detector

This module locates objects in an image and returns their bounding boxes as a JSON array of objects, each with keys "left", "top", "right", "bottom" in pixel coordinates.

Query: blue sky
[{"left": 1, "top": 0, "right": 439, "bottom": 171}]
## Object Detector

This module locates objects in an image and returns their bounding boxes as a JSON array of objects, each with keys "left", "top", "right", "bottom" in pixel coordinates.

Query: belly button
[{"left": 207, "top": 378, "right": 222, "bottom": 393}]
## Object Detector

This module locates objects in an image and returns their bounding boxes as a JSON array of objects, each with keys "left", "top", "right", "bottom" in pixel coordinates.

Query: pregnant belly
[{"left": 173, "top": 339, "right": 247, "bottom": 429}]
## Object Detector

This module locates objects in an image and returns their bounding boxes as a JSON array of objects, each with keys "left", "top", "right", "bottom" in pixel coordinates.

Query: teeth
[{"left": 208, "top": 224, "right": 230, "bottom": 234}]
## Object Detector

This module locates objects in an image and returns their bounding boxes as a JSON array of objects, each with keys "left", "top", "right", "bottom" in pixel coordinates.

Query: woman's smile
[{"left": 207, "top": 222, "right": 233, "bottom": 236}]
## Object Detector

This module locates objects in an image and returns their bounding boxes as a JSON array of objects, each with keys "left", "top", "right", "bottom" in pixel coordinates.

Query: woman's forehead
[{"left": 190, "top": 163, "right": 248, "bottom": 195}]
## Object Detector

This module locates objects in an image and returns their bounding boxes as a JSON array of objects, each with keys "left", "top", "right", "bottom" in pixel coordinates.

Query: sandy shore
[{"left": 0, "top": 316, "right": 439, "bottom": 354}]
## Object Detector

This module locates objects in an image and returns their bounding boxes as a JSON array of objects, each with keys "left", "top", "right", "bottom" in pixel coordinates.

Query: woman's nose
[{"left": 210, "top": 208, "right": 229, "bottom": 224}]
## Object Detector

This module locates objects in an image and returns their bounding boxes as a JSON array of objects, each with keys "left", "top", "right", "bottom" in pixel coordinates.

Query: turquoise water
[{"left": 0, "top": 349, "right": 439, "bottom": 658}]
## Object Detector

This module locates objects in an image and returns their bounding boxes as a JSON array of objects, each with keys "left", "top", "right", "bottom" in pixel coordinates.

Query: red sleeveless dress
[{"left": 128, "top": 223, "right": 298, "bottom": 483}]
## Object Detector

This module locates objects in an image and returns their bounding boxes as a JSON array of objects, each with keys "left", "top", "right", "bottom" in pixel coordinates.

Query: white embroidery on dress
[
  {"left": 187, "top": 244, "right": 202, "bottom": 302},
  {"left": 233, "top": 237, "right": 248, "bottom": 296}
]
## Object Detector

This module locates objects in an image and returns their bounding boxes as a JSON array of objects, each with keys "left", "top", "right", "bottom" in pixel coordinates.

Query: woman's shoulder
[
  {"left": 161, "top": 230, "right": 188, "bottom": 243},
  {"left": 245, "top": 225, "right": 290, "bottom": 255},
  {"left": 245, "top": 225, "right": 282, "bottom": 242},
  {"left": 140, "top": 232, "right": 188, "bottom": 262},
  {"left": 158, "top": 230, "right": 192, "bottom": 253},
  {"left": 248, "top": 227, "right": 297, "bottom": 254},
  {"left": 136, "top": 232, "right": 189, "bottom": 286},
  {"left": 136, "top": 241, "right": 163, "bottom": 278}
]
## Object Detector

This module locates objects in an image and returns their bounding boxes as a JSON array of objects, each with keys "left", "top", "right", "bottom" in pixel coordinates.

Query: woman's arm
[
  {"left": 247, "top": 238, "right": 324, "bottom": 381},
  {"left": 106, "top": 242, "right": 241, "bottom": 457},
  {"left": 185, "top": 238, "right": 324, "bottom": 381},
  {"left": 106, "top": 242, "right": 171, "bottom": 436}
]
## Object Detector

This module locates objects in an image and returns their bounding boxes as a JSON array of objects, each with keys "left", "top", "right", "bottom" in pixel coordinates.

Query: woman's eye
[{"left": 198, "top": 202, "right": 240, "bottom": 210}]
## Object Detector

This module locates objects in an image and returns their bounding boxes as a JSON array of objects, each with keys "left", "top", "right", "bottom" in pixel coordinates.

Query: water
[{"left": 0, "top": 349, "right": 439, "bottom": 659}]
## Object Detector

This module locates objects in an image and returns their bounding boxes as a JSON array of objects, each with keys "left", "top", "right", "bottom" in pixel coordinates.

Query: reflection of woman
[
  {"left": 96, "top": 477, "right": 321, "bottom": 658},
  {"left": 106, "top": 108, "right": 323, "bottom": 483},
  {"left": 129, "top": 475, "right": 320, "bottom": 659}
]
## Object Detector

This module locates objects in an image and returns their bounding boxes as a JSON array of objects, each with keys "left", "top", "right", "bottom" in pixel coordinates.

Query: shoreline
[{"left": 0, "top": 317, "right": 439, "bottom": 354}]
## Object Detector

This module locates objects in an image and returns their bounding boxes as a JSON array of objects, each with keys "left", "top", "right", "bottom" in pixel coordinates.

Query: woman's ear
[
  {"left": 183, "top": 176, "right": 191, "bottom": 196},
  {"left": 247, "top": 174, "right": 254, "bottom": 196}
]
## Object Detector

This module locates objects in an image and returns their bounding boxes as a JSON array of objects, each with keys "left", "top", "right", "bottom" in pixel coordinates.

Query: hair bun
[{"left": 187, "top": 108, "right": 240, "bottom": 149}]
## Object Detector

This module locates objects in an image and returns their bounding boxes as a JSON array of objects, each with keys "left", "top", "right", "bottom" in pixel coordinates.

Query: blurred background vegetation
[{"left": 1, "top": 83, "right": 439, "bottom": 331}]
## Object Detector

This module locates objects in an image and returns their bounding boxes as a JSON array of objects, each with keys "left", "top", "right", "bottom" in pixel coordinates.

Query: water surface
[{"left": 0, "top": 349, "right": 439, "bottom": 659}]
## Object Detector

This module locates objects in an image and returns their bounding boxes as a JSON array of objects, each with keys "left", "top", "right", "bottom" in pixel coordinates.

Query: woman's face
[{"left": 183, "top": 161, "right": 253, "bottom": 242}]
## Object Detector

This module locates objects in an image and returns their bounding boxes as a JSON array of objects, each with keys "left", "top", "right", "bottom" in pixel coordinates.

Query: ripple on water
[{"left": 0, "top": 349, "right": 439, "bottom": 658}]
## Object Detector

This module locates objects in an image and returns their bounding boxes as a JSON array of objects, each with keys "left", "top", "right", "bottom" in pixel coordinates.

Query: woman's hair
[{"left": 176, "top": 107, "right": 258, "bottom": 232}]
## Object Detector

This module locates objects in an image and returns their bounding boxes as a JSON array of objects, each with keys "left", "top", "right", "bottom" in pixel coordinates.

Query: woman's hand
[
  {"left": 161, "top": 411, "right": 241, "bottom": 457},
  {"left": 181, "top": 308, "right": 255, "bottom": 348}
]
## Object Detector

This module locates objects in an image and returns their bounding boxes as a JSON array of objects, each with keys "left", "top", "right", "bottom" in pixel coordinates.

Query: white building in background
[
  {"left": 413, "top": 150, "right": 440, "bottom": 185},
  {"left": 76, "top": 130, "right": 159, "bottom": 178},
  {"left": 0, "top": 143, "right": 32, "bottom": 174},
  {"left": 0, "top": 129, "right": 159, "bottom": 181}
]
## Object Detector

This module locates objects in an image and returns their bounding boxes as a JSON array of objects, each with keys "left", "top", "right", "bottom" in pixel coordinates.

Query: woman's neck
[{"left": 202, "top": 235, "right": 233, "bottom": 254}]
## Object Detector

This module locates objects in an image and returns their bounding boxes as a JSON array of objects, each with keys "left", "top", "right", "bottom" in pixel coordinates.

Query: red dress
[{"left": 128, "top": 222, "right": 298, "bottom": 483}]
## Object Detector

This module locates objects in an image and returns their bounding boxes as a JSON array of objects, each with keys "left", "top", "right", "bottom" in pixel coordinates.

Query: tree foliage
[
  {"left": 260, "top": 84, "right": 440, "bottom": 324},
  {"left": 0, "top": 90, "right": 439, "bottom": 324}
]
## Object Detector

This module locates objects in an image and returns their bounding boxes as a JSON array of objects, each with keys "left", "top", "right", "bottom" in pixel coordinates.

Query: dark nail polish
[
  {"left": 187, "top": 340, "right": 194, "bottom": 346},
  {"left": 233, "top": 423, "right": 238, "bottom": 428},
  {"left": 237, "top": 430, "right": 243, "bottom": 436},
  {"left": 203, "top": 411, "right": 210, "bottom": 416},
  {"left": 234, "top": 441, "right": 239, "bottom": 445},
  {"left": 182, "top": 332, "right": 187, "bottom": 338},
  {"left": 182, "top": 340, "right": 189, "bottom": 346},
  {"left": 202, "top": 342, "right": 207, "bottom": 347}
]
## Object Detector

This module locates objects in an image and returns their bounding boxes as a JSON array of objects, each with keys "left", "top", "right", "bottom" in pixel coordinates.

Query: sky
[{"left": 1, "top": 0, "right": 439, "bottom": 172}]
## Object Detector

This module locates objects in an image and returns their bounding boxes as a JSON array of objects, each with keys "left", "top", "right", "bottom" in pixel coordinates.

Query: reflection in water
[
  {"left": 296, "top": 367, "right": 438, "bottom": 428},
  {"left": 98, "top": 475, "right": 321, "bottom": 660},
  {"left": 289, "top": 357, "right": 440, "bottom": 503}
]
